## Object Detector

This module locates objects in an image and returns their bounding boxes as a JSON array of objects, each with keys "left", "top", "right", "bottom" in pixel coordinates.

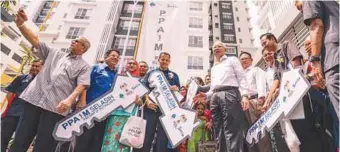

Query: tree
[
  {"left": 1, "top": 0, "right": 17, "bottom": 12},
  {"left": 19, "top": 45, "right": 36, "bottom": 74}
]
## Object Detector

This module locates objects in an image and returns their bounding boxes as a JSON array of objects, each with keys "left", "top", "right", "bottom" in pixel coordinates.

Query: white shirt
[
  {"left": 244, "top": 66, "right": 266, "bottom": 98},
  {"left": 207, "top": 55, "right": 249, "bottom": 97},
  {"left": 265, "top": 65, "right": 275, "bottom": 93}
]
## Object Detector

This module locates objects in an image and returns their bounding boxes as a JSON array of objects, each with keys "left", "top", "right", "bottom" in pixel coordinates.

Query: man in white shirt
[
  {"left": 239, "top": 52, "right": 272, "bottom": 152},
  {"left": 194, "top": 41, "right": 250, "bottom": 152}
]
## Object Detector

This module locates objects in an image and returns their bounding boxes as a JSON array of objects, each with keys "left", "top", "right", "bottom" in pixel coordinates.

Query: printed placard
[
  {"left": 53, "top": 75, "right": 149, "bottom": 141},
  {"left": 148, "top": 71, "right": 201, "bottom": 147},
  {"left": 246, "top": 69, "right": 310, "bottom": 144}
]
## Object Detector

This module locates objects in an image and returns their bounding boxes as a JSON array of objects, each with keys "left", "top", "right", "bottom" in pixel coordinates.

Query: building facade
[
  {"left": 209, "top": 0, "right": 258, "bottom": 66},
  {"left": 1, "top": 2, "right": 39, "bottom": 106},
  {"left": 136, "top": 1, "right": 211, "bottom": 83},
  {"left": 247, "top": 0, "right": 309, "bottom": 69},
  {"left": 25, "top": 0, "right": 124, "bottom": 64}
]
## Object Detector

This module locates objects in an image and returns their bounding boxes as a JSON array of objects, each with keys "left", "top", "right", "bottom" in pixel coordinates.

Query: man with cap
[
  {"left": 10, "top": 9, "right": 91, "bottom": 152},
  {"left": 194, "top": 41, "right": 250, "bottom": 152}
]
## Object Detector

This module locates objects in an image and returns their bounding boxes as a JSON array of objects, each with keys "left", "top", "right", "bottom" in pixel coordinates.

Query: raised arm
[{"left": 15, "top": 9, "right": 39, "bottom": 48}]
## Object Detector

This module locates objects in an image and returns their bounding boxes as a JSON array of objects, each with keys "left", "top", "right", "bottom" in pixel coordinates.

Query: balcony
[{"left": 1, "top": 7, "right": 15, "bottom": 22}]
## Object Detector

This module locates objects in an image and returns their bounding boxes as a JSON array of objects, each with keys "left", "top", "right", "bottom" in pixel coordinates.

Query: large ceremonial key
[
  {"left": 148, "top": 71, "right": 201, "bottom": 147},
  {"left": 53, "top": 75, "right": 149, "bottom": 141},
  {"left": 245, "top": 69, "right": 310, "bottom": 145}
]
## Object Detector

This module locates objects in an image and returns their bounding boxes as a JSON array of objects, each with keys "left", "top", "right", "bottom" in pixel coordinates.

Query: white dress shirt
[
  {"left": 244, "top": 66, "right": 266, "bottom": 98},
  {"left": 265, "top": 65, "right": 275, "bottom": 93},
  {"left": 207, "top": 55, "right": 249, "bottom": 97}
]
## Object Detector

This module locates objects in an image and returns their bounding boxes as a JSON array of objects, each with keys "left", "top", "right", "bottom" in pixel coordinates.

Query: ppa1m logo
[{"left": 282, "top": 77, "right": 301, "bottom": 102}]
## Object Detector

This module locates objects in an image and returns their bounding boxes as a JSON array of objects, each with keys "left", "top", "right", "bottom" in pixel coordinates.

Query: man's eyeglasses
[{"left": 72, "top": 39, "right": 84, "bottom": 46}]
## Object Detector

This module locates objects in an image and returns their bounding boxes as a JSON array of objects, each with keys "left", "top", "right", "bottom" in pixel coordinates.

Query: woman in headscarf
[{"left": 101, "top": 58, "right": 142, "bottom": 152}]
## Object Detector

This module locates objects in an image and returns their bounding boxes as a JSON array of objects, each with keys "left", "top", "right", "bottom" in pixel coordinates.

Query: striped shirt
[{"left": 19, "top": 42, "right": 91, "bottom": 116}]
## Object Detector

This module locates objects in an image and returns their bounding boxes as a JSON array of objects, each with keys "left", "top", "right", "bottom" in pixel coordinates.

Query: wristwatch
[{"left": 309, "top": 56, "right": 321, "bottom": 62}]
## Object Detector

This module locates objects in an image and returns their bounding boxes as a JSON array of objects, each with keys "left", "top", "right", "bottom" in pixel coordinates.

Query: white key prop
[
  {"left": 246, "top": 69, "right": 311, "bottom": 145},
  {"left": 53, "top": 75, "right": 149, "bottom": 141},
  {"left": 148, "top": 71, "right": 201, "bottom": 147}
]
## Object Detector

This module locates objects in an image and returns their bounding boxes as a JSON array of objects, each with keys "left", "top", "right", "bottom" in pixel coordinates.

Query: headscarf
[{"left": 125, "top": 59, "right": 140, "bottom": 77}]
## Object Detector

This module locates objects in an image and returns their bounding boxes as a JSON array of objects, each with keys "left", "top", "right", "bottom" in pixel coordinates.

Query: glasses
[{"left": 72, "top": 39, "right": 84, "bottom": 47}]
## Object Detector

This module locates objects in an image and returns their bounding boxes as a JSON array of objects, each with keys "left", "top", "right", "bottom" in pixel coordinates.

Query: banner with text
[
  {"left": 245, "top": 69, "right": 310, "bottom": 145},
  {"left": 136, "top": 1, "right": 186, "bottom": 70},
  {"left": 53, "top": 75, "right": 149, "bottom": 141}
]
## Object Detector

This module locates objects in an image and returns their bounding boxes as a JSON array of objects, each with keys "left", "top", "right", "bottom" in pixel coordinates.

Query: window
[
  {"left": 124, "top": 4, "right": 143, "bottom": 14},
  {"left": 40, "top": 9, "right": 49, "bottom": 16},
  {"left": 75, "top": 8, "right": 92, "bottom": 19},
  {"left": 36, "top": 16, "right": 45, "bottom": 23},
  {"left": 66, "top": 27, "right": 85, "bottom": 39},
  {"left": 63, "top": 13, "right": 67, "bottom": 18},
  {"left": 239, "top": 39, "right": 243, "bottom": 43},
  {"left": 44, "top": 1, "right": 53, "bottom": 8},
  {"left": 214, "top": 3, "right": 217, "bottom": 7},
  {"left": 226, "top": 47, "right": 237, "bottom": 55},
  {"left": 189, "top": 2, "right": 203, "bottom": 11},
  {"left": 222, "top": 12, "right": 232, "bottom": 19},
  {"left": 215, "top": 23, "right": 219, "bottom": 28},
  {"left": 120, "top": 20, "right": 140, "bottom": 30},
  {"left": 2, "top": 28, "right": 19, "bottom": 41},
  {"left": 113, "top": 38, "right": 136, "bottom": 50},
  {"left": 223, "top": 23, "right": 233, "bottom": 30},
  {"left": 188, "top": 36, "right": 203, "bottom": 48},
  {"left": 188, "top": 56, "right": 203, "bottom": 70},
  {"left": 58, "top": 25, "right": 62, "bottom": 30},
  {"left": 221, "top": 2, "right": 231, "bottom": 9},
  {"left": 215, "top": 37, "right": 220, "bottom": 40},
  {"left": 235, "top": 7, "right": 238, "bottom": 11},
  {"left": 189, "top": 17, "right": 203, "bottom": 28},
  {"left": 236, "top": 17, "right": 239, "bottom": 21},
  {"left": 1, "top": 43, "right": 11, "bottom": 55},
  {"left": 224, "top": 34, "right": 235, "bottom": 42},
  {"left": 12, "top": 53, "right": 23, "bottom": 64},
  {"left": 238, "top": 28, "right": 241, "bottom": 32}
]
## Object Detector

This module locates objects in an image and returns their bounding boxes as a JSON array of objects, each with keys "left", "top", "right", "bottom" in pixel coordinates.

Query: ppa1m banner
[
  {"left": 148, "top": 71, "right": 201, "bottom": 147},
  {"left": 246, "top": 69, "right": 310, "bottom": 145},
  {"left": 53, "top": 75, "right": 149, "bottom": 141}
]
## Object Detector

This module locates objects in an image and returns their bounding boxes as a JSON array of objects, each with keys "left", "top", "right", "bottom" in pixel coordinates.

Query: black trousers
[
  {"left": 10, "top": 102, "right": 64, "bottom": 152},
  {"left": 74, "top": 119, "right": 108, "bottom": 152},
  {"left": 1, "top": 116, "right": 20, "bottom": 151},
  {"left": 210, "top": 88, "right": 245, "bottom": 152},
  {"left": 142, "top": 108, "right": 169, "bottom": 152},
  {"left": 324, "top": 65, "right": 339, "bottom": 120}
]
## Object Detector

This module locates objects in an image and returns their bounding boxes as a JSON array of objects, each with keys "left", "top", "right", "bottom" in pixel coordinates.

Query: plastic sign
[
  {"left": 148, "top": 71, "right": 201, "bottom": 147},
  {"left": 183, "top": 78, "right": 198, "bottom": 108},
  {"left": 246, "top": 69, "right": 310, "bottom": 145},
  {"left": 53, "top": 75, "right": 149, "bottom": 141}
]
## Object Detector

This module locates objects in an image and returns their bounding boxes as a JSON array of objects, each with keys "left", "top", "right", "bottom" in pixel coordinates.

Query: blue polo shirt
[
  {"left": 86, "top": 63, "right": 117, "bottom": 104},
  {"left": 5, "top": 74, "right": 35, "bottom": 117},
  {"left": 143, "top": 68, "right": 180, "bottom": 91}
]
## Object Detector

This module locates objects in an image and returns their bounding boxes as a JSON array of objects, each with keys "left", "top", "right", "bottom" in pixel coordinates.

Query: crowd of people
[{"left": 1, "top": 1, "right": 339, "bottom": 152}]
